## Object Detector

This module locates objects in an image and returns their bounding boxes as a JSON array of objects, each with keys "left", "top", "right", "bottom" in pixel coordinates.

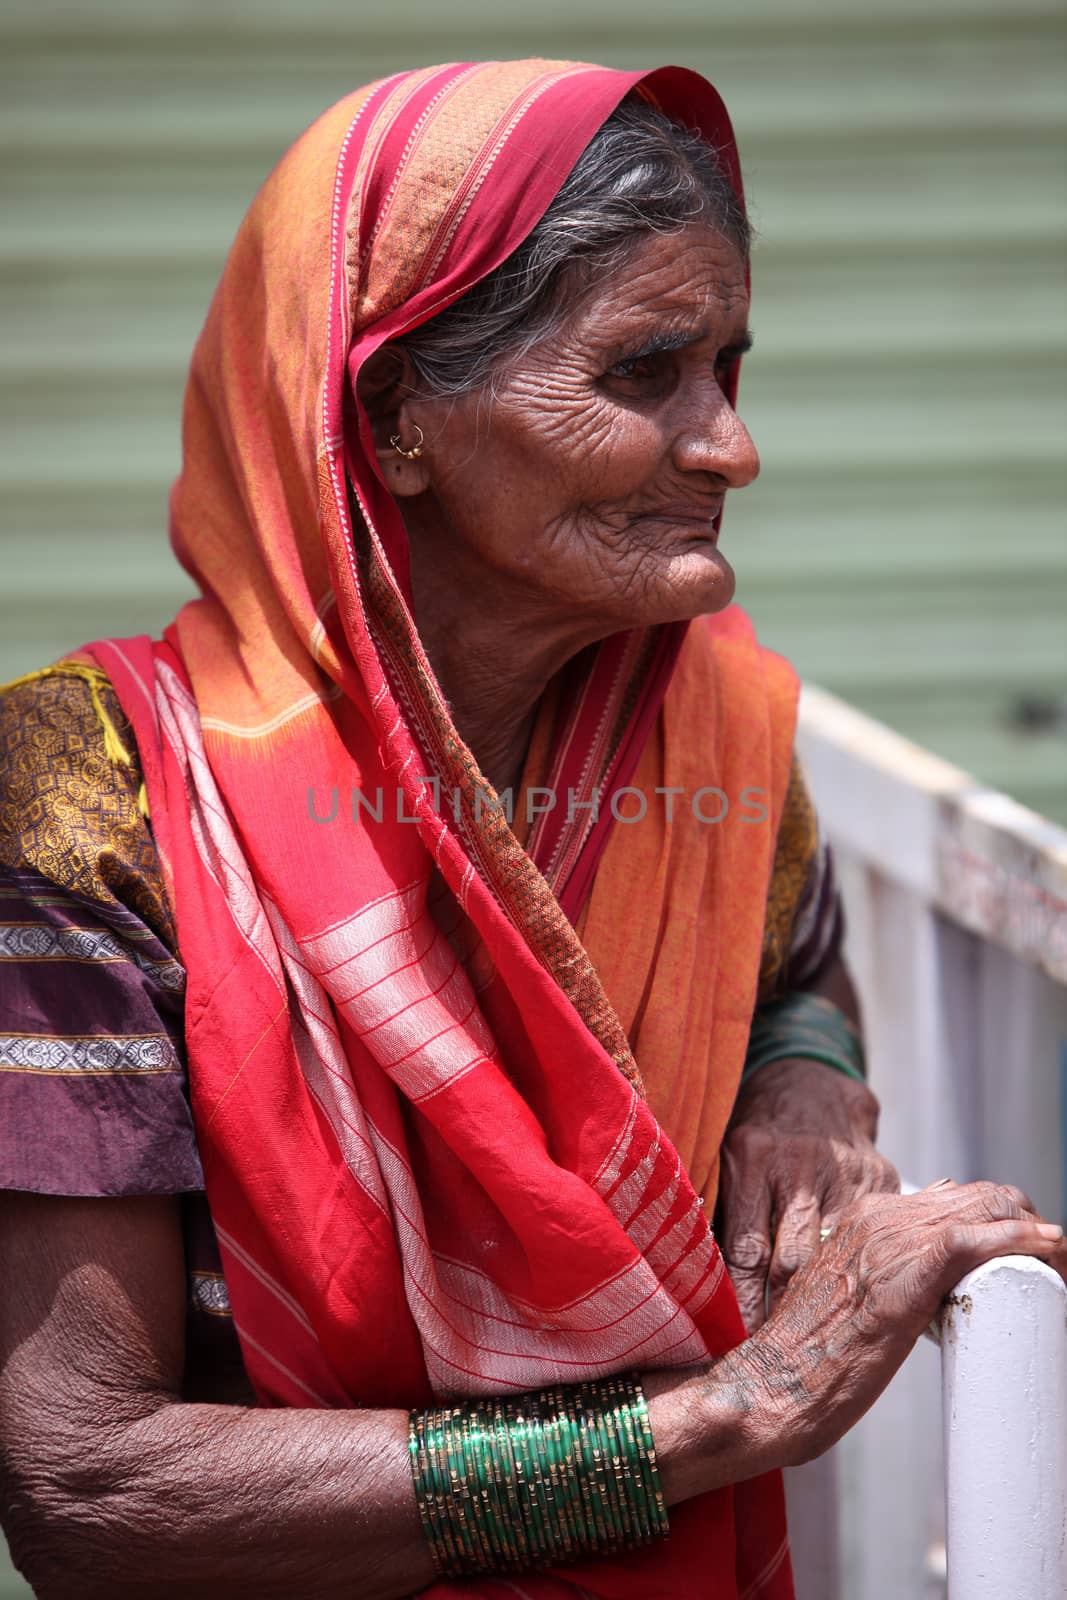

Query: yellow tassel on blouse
[{"left": 0, "top": 662, "right": 152, "bottom": 820}]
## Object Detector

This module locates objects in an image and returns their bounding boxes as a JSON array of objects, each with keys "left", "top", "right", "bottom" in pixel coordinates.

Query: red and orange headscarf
[{"left": 93, "top": 61, "right": 797, "bottom": 1598}]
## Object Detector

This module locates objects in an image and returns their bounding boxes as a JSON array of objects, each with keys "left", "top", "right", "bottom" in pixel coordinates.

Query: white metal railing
[
  {"left": 783, "top": 684, "right": 1067, "bottom": 1600},
  {"left": 940, "top": 1256, "right": 1067, "bottom": 1599}
]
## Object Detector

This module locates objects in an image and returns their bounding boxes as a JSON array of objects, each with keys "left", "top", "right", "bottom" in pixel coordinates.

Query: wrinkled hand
[
  {"left": 718, "top": 1057, "right": 899, "bottom": 1333},
  {"left": 746, "top": 1180, "right": 1067, "bottom": 1466}
]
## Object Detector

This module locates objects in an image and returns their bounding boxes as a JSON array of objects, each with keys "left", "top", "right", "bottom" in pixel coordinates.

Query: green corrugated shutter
[
  {"left": 0, "top": 4, "right": 1064, "bottom": 1580},
  {"left": 3, "top": 1, "right": 1064, "bottom": 821}
]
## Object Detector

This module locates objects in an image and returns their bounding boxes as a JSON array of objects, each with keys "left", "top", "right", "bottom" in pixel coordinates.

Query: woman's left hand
[{"left": 718, "top": 1057, "right": 900, "bottom": 1334}]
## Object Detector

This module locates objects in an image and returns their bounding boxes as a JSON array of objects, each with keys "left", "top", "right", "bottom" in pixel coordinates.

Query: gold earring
[{"left": 389, "top": 423, "right": 425, "bottom": 459}]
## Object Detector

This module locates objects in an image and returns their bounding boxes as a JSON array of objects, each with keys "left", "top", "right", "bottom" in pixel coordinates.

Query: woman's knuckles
[
  {"left": 724, "top": 1123, "right": 778, "bottom": 1160},
  {"left": 844, "top": 1083, "right": 880, "bottom": 1137},
  {"left": 874, "top": 1158, "right": 902, "bottom": 1193},
  {"left": 770, "top": 1242, "right": 813, "bottom": 1286},
  {"left": 840, "top": 1190, "right": 886, "bottom": 1224},
  {"left": 942, "top": 1181, "right": 1027, "bottom": 1225},
  {"left": 828, "top": 1147, "right": 876, "bottom": 1190},
  {"left": 722, "top": 1230, "right": 771, "bottom": 1272}
]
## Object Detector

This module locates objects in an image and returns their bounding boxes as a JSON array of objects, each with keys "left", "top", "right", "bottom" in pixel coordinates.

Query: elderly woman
[{"left": 1, "top": 59, "right": 1062, "bottom": 1600}]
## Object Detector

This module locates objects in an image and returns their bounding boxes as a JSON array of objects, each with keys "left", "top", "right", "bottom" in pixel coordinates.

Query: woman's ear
[{"left": 355, "top": 345, "right": 432, "bottom": 496}]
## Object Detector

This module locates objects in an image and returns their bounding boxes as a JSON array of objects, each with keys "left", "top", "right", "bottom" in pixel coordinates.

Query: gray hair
[{"left": 398, "top": 97, "right": 750, "bottom": 401}]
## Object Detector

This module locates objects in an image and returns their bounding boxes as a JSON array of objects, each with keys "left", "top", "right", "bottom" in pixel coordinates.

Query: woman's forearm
[
  {"left": 642, "top": 1351, "right": 788, "bottom": 1504},
  {"left": 19, "top": 1397, "right": 431, "bottom": 1600},
  {"left": 16, "top": 1361, "right": 790, "bottom": 1600}
]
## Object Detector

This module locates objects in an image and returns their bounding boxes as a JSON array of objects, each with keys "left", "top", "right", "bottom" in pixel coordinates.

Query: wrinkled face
[{"left": 401, "top": 223, "right": 758, "bottom": 638}]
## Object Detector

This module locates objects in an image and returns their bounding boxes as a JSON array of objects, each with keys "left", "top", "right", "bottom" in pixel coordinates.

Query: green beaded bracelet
[{"left": 742, "top": 990, "right": 867, "bottom": 1086}]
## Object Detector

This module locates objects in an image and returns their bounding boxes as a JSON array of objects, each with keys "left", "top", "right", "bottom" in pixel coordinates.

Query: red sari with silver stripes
[{"left": 91, "top": 60, "right": 795, "bottom": 1598}]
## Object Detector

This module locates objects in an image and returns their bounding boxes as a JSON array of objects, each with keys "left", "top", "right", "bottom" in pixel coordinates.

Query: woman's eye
[
  {"left": 605, "top": 347, "right": 740, "bottom": 388},
  {"left": 607, "top": 352, "right": 665, "bottom": 382}
]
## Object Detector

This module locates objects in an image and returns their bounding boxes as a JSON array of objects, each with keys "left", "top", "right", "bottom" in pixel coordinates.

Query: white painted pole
[{"left": 941, "top": 1256, "right": 1067, "bottom": 1600}]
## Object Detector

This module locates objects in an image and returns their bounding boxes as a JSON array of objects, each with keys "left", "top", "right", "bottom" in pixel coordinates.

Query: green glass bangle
[
  {"left": 603, "top": 1380, "right": 634, "bottom": 1543},
  {"left": 482, "top": 1400, "right": 519, "bottom": 1565},
  {"left": 408, "top": 1374, "right": 669, "bottom": 1577},
  {"left": 742, "top": 990, "right": 866, "bottom": 1085}
]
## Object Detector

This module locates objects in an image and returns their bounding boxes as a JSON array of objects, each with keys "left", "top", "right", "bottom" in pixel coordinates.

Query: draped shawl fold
[{"left": 92, "top": 60, "right": 798, "bottom": 1598}]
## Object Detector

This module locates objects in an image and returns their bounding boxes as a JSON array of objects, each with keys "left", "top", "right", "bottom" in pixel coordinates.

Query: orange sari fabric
[
  {"left": 91, "top": 60, "right": 797, "bottom": 1599},
  {"left": 580, "top": 611, "right": 797, "bottom": 1212}
]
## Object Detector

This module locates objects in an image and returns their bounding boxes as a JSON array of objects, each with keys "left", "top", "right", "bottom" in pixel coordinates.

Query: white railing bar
[{"left": 940, "top": 1255, "right": 1067, "bottom": 1599}]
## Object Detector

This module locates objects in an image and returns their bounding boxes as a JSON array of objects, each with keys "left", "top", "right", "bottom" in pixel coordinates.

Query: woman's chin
[{"left": 661, "top": 543, "right": 736, "bottom": 619}]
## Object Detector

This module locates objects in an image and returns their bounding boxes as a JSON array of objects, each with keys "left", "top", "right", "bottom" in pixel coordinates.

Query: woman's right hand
[{"left": 737, "top": 1179, "right": 1066, "bottom": 1467}]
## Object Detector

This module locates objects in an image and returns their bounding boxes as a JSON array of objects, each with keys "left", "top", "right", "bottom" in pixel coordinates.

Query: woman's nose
[{"left": 671, "top": 394, "right": 760, "bottom": 490}]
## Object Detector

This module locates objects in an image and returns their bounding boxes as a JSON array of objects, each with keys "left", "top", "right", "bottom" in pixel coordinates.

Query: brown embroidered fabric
[{"left": 0, "top": 669, "right": 174, "bottom": 946}]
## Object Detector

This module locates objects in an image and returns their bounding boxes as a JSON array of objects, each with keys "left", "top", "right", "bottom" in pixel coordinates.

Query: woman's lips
[{"left": 641, "top": 504, "right": 724, "bottom": 530}]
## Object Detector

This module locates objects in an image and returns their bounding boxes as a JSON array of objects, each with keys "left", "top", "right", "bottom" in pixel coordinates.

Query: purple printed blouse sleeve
[{"left": 0, "top": 670, "right": 204, "bottom": 1197}]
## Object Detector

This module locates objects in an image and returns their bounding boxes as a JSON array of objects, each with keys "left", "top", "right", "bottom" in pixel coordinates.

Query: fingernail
[{"left": 1038, "top": 1224, "right": 1064, "bottom": 1241}]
